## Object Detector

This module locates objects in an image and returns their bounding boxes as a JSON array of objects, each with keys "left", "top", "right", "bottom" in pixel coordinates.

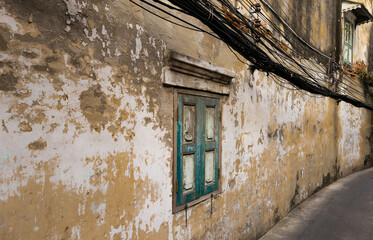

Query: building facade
[{"left": 0, "top": 0, "right": 373, "bottom": 239}]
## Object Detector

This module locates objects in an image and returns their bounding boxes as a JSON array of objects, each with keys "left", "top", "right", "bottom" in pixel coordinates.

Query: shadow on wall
[
  {"left": 365, "top": 26, "right": 373, "bottom": 168},
  {"left": 368, "top": 26, "right": 373, "bottom": 72},
  {"left": 368, "top": 115, "right": 373, "bottom": 167},
  {"left": 265, "top": 0, "right": 337, "bottom": 63}
]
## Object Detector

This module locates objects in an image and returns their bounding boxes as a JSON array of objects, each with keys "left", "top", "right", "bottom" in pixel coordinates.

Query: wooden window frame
[
  {"left": 343, "top": 19, "right": 354, "bottom": 65},
  {"left": 172, "top": 89, "right": 222, "bottom": 214}
]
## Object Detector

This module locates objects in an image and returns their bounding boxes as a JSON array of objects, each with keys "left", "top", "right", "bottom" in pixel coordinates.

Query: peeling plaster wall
[
  {"left": 351, "top": 0, "right": 373, "bottom": 65},
  {"left": 354, "top": 23, "right": 372, "bottom": 64},
  {"left": 266, "top": 0, "right": 339, "bottom": 61},
  {"left": 340, "top": 0, "right": 373, "bottom": 178},
  {"left": 0, "top": 0, "right": 372, "bottom": 240}
]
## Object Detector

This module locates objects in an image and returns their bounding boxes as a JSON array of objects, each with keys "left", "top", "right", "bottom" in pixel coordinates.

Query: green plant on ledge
[{"left": 358, "top": 70, "right": 373, "bottom": 95}]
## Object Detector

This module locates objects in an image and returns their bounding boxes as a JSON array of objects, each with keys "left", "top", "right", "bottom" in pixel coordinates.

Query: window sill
[{"left": 173, "top": 189, "right": 222, "bottom": 214}]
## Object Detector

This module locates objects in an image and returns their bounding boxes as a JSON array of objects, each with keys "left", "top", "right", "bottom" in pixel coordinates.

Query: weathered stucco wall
[
  {"left": 265, "top": 0, "right": 341, "bottom": 61},
  {"left": 0, "top": 0, "right": 372, "bottom": 239},
  {"left": 351, "top": 0, "right": 373, "bottom": 65}
]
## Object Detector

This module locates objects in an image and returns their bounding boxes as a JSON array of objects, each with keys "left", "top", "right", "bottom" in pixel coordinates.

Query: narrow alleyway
[{"left": 260, "top": 168, "right": 373, "bottom": 240}]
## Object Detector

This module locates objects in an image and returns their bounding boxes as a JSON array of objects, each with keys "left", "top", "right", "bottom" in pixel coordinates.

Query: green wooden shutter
[
  {"left": 200, "top": 97, "right": 220, "bottom": 196},
  {"left": 176, "top": 94, "right": 220, "bottom": 206},
  {"left": 177, "top": 94, "right": 199, "bottom": 205},
  {"left": 343, "top": 20, "right": 353, "bottom": 65}
]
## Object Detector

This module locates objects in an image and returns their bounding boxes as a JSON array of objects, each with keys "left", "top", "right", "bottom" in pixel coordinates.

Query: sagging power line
[{"left": 130, "top": 0, "right": 373, "bottom": 110}]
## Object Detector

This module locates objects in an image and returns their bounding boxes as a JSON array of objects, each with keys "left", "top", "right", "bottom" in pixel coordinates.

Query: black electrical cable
[
  {"left": 130, "top": 0, "right": 221, "bottom": 39},
  {"left": 129, "top": 0, "right": 211, "bottom": 33},
  {"left": 130, "top": 0, "right": 373, "bottom": 110}
]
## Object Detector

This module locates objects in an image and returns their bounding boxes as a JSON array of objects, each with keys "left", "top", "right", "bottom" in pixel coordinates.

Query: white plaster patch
[
  {"left": 78, "top": 203, "right": 85, "bottom": 216},
  {"left": 115, "top": 48, "right": 122, "bottom": 57},
  {"left": 71, "top": 226, "right": 81, "bottom": 240},
  {"left": 0, "top": 7, "right": 24, "bottom": 35},
  {"left": 48, "top": 130, "right": 111, "bottom": 195},
  {"left": 109, "top": 210, "right": 132, "bottom": 239},
  {"left": 130, "top": 25, "right": 144, "bottom": 61},
  {"left": 92, "top": 4, "right": 99, "bottom": 12},
  {"left": 131, "top": 37, "right": 142, "bottom": 61},
  {"left": 338, "top": 102, "right": 362, "bottom": 170},
  {"left": 149, "top": 37, "right": 156, "bottom": 48},
  {"left": 0, "top": 70, "right": 128, "bottom": 200},
  {"left": 134, "top": 197, "right": 171, "bottom": 237},
  {"left": 102, "top": 87, "right": 171, "bottom": 235},
  {"left": 95, "top": 66, "right": 113, "bottom": 82},
  {"left": 0, "top": 53, "right": 11, "bottom": 61},
  {"left": 109, "top": 221, "right": 133, "bottom": 240},
  {"left": 102, "top": 25, "right": 108, "bottom": 36},
  {"left": 109, "top": 225, "right": 123, "bottom": 240},
  {"left": 0, "top": 72, "right": 60, "bottom": 200},
  {"left": 64, "top": 0, "right": 82, "bottom": 16},
  {"left": 90, "top": 202, "right": 106, "bottom": 226},
  {"left": 4, "top": 68, "right": 164, "bottom": 204},
  {"left": 17, "top": 51, "right": 41, "bottom": 68},
  {"left": 84, "top": 28, "right": 102, "bottom": 42}
]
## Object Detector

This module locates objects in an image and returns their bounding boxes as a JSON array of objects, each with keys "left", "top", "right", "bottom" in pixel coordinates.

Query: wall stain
[
  {"left": 21, "top": 49, "right": 38, "bottom": 59},
  {"left": 18, "top": 121, "right": 32, "bottom": 132},
  {"left": 79, "top": 84, "right": 116, "bottom": 132},
  {"left": 28, "top": 138, "right": 47, "bottom": 150},
  {"left": 31, "top": 65, "right": 55, "bottom": 75},
  {"left": 2, "top": 120, "right": 9, "bottom": 133},
  {"left": 0, "top": 73, "right": 18, "bottom": 92},
  {"left": 0, "top": 33, "right": 8, "bottom": 50},
  {"left": 290, "top": 183, "right": 299, "bottom": 208}
]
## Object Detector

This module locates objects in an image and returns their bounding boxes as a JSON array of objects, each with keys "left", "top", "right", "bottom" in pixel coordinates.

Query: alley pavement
[{"left": 260, "top": 168, "right": 373, "bottom": 240}]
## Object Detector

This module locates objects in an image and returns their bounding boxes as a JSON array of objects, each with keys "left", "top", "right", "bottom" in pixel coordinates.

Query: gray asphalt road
[{"left": 260, "top": 168, "right": 373, "bottom": 240}]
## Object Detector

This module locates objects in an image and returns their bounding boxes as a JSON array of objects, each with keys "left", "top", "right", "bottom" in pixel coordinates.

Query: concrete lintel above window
[
  {"left": 162, "top": 50, "right": 235, "bottom": 95},
  {"left": 342, "top": 1, "right": 373, "bottom": 25}
]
